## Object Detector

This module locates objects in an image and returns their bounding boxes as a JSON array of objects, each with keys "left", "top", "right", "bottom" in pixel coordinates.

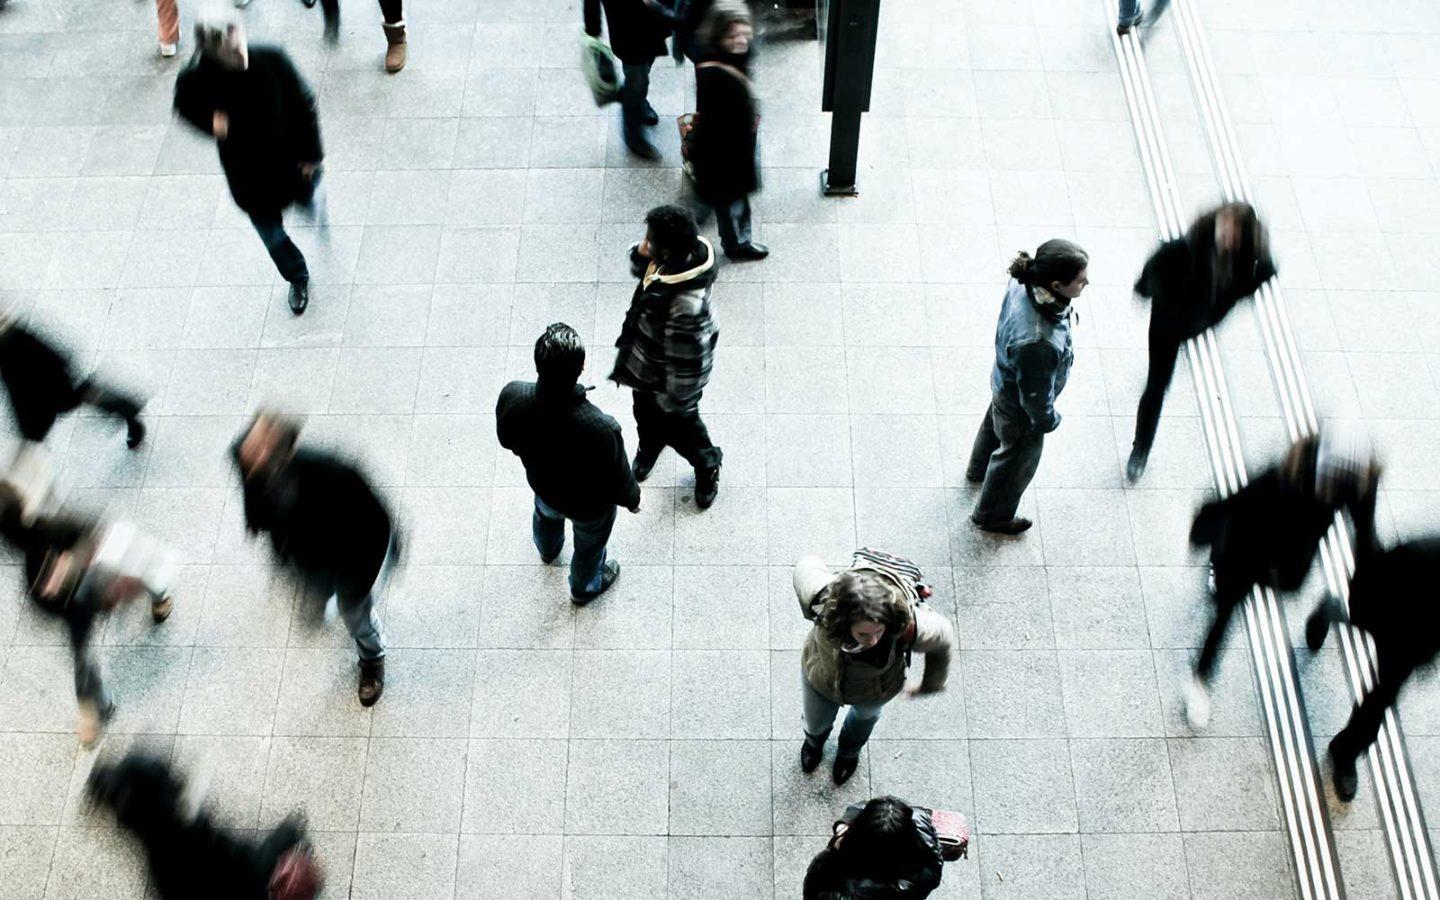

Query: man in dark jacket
[
  {"left": 584, "top": 0, "right": 677, "bottom": 159},
  {"left": 611, "top": 205, "right": 723, "bottom": 509},
  {"left": 0, "top": 314, "right": 146, "bottom": 450},
  {"left": 173, "top": 12, "right": 324, "bottom": 315},
  {"left": 233, "top": 412, "right": 394, "bottom": 706},
  {"left": 1306, "top": 537, "right": 1440, "bottom": 802},
  {"left": 497, "top": 323, "right": 640, "bottom": 604}
]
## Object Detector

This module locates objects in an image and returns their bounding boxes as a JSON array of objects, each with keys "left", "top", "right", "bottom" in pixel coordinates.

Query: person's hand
[
  {"left": 212, "top": 110, "right": 229, "bottom": 140},
  {"left": 905, "top": 684, "right": 941, "bottom": 699},
  {"left": 636, "top": 237, "right": 653, "bottom": 259},
  {"left": 300, "top": 162, "right": 319, "bottom": 178},
  {"left": 628, "top": 503, "right": 641, "bottom": 514}
]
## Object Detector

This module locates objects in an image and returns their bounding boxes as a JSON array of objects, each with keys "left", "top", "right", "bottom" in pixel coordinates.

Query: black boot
[
  {"left": 358, "top": 658, "right": 384, "bottom": 707},
  {"left": 125, "top": 417, "right": 146, "bottom": 449},
  {"left": 695, "top": 466, "right": 720, "bottom": 509},
  {"left": 1126, "top": 446, "right": 1148, "bottom": 483},
  {"left": 1307, "top": 596, "right": 1342, "bottom": 652},
  {"left": 633, "top": 450, "right": 659, "bottom": 483},
  {"left": 800, "top": 729, "right": 829, "bottom": 773},
  {"left": 832, "top": 753, "right": 860, "bottom": 786},
  {"left": 1329, "top": 740, "right": 1359, "bottom": 802}
]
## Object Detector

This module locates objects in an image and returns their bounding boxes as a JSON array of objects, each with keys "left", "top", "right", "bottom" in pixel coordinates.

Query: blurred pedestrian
[
  {"left": 966, "top": 240, "right": 1088, "bottom": 535},
  {"left": 497, "top": 323, "right": 641, "bottom": 605},
  {"left": 611, "top": 205, "right": 724, "bottom": 509},
  {"left": 688, "top": 1, "right": 768, "bottom": 261},
  {"left": 1117, "top": 0, "right": 1170, "bottom": 35},
  {"left": 232, "top": 411, "right": 394, "bottom": 706},
  {"left": 804, "top": 796, "right": 946, "bottom": 900},
  {"left": 794, "top": 550, "right": 954, "bottom": 785},
  {"left": 174, "top": 10, "right": 324, "bottom": 315},
  {"left": 156, "top": 0, "right": 180, "bottom": 57},
  {"left": 1127, "top": 202, "right": 1275, "bottom": 482},
  {"left": 1186, "top": 430, "right": 1380, "bottom": 729},
  {"left": 1306, "top": 537, "right": 1440, "bottom": 802},
  {"left": 0, "top": 489, "right": 179, "bottom": 746},
  {"left": 584, "top": 0, "right": 678, "bottom": 159},
  {"left": 312, "top": 0, "right": 408, "bottom": 72}
]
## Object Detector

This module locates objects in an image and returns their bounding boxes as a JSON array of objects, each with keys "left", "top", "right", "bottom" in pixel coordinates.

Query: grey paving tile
[
  {"left": 1058, "top": 649, "right": 1163, "bottom": 738},
  {"left": 1081, "top": 832, "right": 1190, "bottom": 899},
  {"left": 976, "top": 833, "right": 1084, "bottom": 900},
  {"left": 261, "top": 735, "right": 367, "bottom": 831},
  {"left": 956, "top": 566, "right": 1054, "bottom": 650},
  {"left": 970, "top": 738, "right": 1078, "bottom": 834},
  {"left": 458, "top": 833, "right": 563, "bottom": 900},
  {"left": 564, "top": 739, "right": 668, "bottom": 835},
  {"left": 1184, "top": 831, "right": 1294, "bottom": 900},
  {"left": 1169, "top": 738, "right": 1282, "bottom": 832},
  {"left": 351, "top": 832, "right": 458, "bottom": 900},
  {"left": 668, "top": 836, "right": 773, "bottom": 900},
  {"left": 962, "top": 650, "right": 1066, "bottom": 739},
  {"left": 0, "top": 824, "right": 57, "bottom": 900},
  {"left": 669, "top": 740, "right": 772, "bottom": 837},
  {"left": 359, "top": 737, "right": 467, "bottom": 833},
  {"left": 562, "top": 835, "right": 668, "bottom": 900},
  {"left": 1047, "top": 567, "right": 1149, "bottom": 650},
  {"left": 672, "top": 650, "right": 770, "bottom": 740}
]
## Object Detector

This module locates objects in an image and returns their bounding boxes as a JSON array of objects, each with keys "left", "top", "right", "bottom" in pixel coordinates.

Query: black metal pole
[
  {"left": 822, "top": 108, "right": 862, "bottom": 196},
  {"left": 818, "top": 0, "right": 880, "bottom": 197}
]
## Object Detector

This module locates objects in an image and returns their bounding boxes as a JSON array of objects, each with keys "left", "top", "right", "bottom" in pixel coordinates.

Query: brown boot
[{"left": 383, "top": 21, "right": 406, "bottom": 73}]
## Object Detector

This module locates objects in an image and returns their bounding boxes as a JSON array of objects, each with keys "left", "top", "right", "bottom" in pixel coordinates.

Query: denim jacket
[{"left": 988, "top": 279, "right": 1073, "bottom": 432}]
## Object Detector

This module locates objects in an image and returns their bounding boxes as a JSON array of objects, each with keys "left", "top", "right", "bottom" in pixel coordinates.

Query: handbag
[
  {"left": 835, "top": 803, "right": 970, "bottom": 862},
  {"left": 580, "top": 33, "right": 620, "bottom": 107}
]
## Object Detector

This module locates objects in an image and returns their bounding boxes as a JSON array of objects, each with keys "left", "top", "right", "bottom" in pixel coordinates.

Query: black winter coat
[
  {"left": 1347, "top": 537, "right": 1440, "bottom": 670},
  {"left": 173, "top": 47, "right": 323, "bottom": 216},
  {"left": 690, "top": 56, "right": 760, "bottom": 205},
  {"left": 496, "top": 380, "right": 641, "bottom": 521},
  {"left": 1134, "top": 236, "right": 1276, "bottom": 343},
  {"left": 0, "top": 324, "right": 87, "bottom": 442},
  {"left": 803, "top": 815, "right": 945, "bottom": 900},
  {"left": 236, "top": 448, "right": 393, "bottom": 599},
  {"left": 584, "top": 0, "right": 674, "bottom": 63}
]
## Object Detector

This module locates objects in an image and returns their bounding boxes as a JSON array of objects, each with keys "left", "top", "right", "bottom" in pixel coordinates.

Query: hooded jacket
[
  {"left": 988, "top": 278, "right": 1073, "bottom": 432},
  {"left": 690, "top": 55, "right": 761, "bottom": 206},
  {"left": 583, "top": 0, "right": 675, "bottom": 64},
  {"left": 611, "top": 237, "right": 720, "bottom": 412},
  {"left": 794, "top": 556, "right": 954, "bottom": 706}
]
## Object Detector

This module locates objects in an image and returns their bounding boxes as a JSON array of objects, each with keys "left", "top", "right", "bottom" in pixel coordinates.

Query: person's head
[
  {"left": 819, "top": 571, "right": 908, "bottom": 651},
  {"left": 194, "top": 6, "right": 248, "bottom": 70},
  {"left": 1196, "top": 201, "right": 1264, "bottom": 261},
  {"left": 833, "top": 797, "right": 935, "bottom": 876},
  {"left": 641, "top": 205, "right": 700, "bottom": 267},
  {"left": 703, "top": 0, "right": 755, "bottom": 56},
  {"left": 534, "top": 322, "right": 586, "bottom": 387},
  {"left": 236, "top": 411, "right": 302, "bottom": 479},
  {"left": 1007, "top": 239, "right": 1090, "bottom": 300}
]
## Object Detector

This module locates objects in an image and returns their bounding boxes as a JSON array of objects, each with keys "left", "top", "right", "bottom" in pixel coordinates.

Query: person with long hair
[
  {"left": 1127, "top": 202, "right": 1275, "bottom": 482},
  {"left": 966, "top": 239, "right": 1089, "bottom": 535},
  {"left": 804, "top": 796, "right": 946, "bottom": 899}
]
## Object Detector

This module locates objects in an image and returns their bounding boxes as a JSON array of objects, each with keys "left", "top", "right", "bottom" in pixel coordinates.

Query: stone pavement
[{"left": 0, "top": 0, "right": 1435, "bottom": 897}]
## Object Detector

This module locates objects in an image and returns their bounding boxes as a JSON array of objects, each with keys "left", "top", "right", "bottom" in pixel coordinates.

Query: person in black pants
[
  {"left": 610, "top": 206, "right": 724, "bottom": 509},
  {"left": 585, "top": 0, "right": 678, "bottom": 159},
  {"left": 310, "top": 0, "right": 408, "bottom": 73},
  {"left": 1307, "top": 537, "right": 1440, "bottom": 802},
  {"left": 1128, "top": 202, "right": 1275, "bottom": 482},
  {"left": 174, "top": 11, "right": 324, "bottom": 314},
  {"left": 497, "top": 323, "right": 641, "bottom": 604}
]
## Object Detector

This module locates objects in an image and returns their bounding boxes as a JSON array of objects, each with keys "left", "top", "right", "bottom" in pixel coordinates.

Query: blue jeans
[
  {"left": 1119, "top": 0, "right": 1169, "bottom": 27},
  {"left": 532, "top": 496, "right": 617, "bottom": 595},
  {"left": 332, "top": 535, "right": 395, "bottom": 662},
  {"left": 248, "top": 211, "right": 309, "bottom": 284},
  {"left": 801, "top": 673, "right": 887, "bottom": 759},
  {"left": 620, "top": 60, "right": 654, "bottom": 144}
]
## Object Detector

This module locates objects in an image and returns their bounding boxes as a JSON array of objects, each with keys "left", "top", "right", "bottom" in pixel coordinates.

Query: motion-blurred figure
[
  {"left": 966, "top": 240, "right": 1089, "bottom": 535},
  {"left": 688, "top": 1, "right": 768, "bottom": 261},
  {"left": 1117, "top": 0, "right": 1170, "bottom": 35},
  {"left": 1187, "top": 431, "right": 1379, "bottom": 729},
  {"left": 1306, "top": 538, "right": 1440, "bottom": 801},
  {"left": 174, "top": 10, "right": 324, "bottom": 315},
  {"left": 804, "top": 796, "right": 946, "bottom": 899},
  {"left": 584, "top": 0, "right": 678, "bottom": 159},
  {"left": 232, "top": 412, "right": 393, "bottom": 706},
  {"left": 0, "top": 486, "right": 179, "bottom": 746},
  {"left": 497, "top": 324, "right": 641, "bottom": 605},
  {"left": 311, "top": 0, "right": 408, "bottom": 72},
  {"left": 89, "top": 751, "right": 323, "bottom": 899},
  {"left": 156, "top": 0, "right": 180, "bottom": 57},
  {"left": 1127, "top": 202, "right": 1275, "bottom": 482},
  {"left": 611, "top": 205, "right": 724, "bottom": 509}
]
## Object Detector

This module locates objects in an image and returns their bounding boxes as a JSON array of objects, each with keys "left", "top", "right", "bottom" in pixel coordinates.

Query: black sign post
[{"left": 819, "top": 0, "right": 882, "bottom": 196}]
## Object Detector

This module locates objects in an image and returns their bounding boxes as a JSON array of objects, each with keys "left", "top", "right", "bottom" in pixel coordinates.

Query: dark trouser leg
[
  {"left": 378, "top": 0, "right": 403, "bottom": 22},
  {"left": 715, "top": 197, "right": 752, "bottom": 251},
  {"left": 248, "top": 211, "right": 309, "bottom": 284},
  {"left": 568, "top": 505, "right": 618, "bottom": 596},
  {"left": 78, "top": 378, "right": 144, "bottom": 425},
  {"left": 972, "top": 401, "right": 1044, "bottom": 525},
  {"left": 336, "top": 588, "right": 386, "bottom": 661},
  {"left": 532, "top": 496, "right": 566, "bottom": 562},
  {"left": 320, "top": 0, "right": 339, "bottom": 27},
  {"left": 965, "top": 401, "right": 1001, "bottom": 481},
  {"left": 1331, "top": 657, "right": 1410, "bottom": 766},
  {"left": 619, "top": 60, "right": 654, "bottom": 144},
  {"left": 662, "top": 400, "right": 723, "bottom": 471},
  {"left": 67, "top": 610, "right": 112, "bottom": 713},
  {"left": 632, "top": 391, "right": 668, "bottom": 461},
  {"left": 1133, "top": 330, "right": 1182, "bottom": 457},
  {"left": 1196, "top": 572, "right": 1247, "bottom": 683}
]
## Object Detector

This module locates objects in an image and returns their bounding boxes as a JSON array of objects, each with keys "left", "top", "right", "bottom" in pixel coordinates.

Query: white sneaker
[
  {"left": 159, "top": 42, "right": 177, "bottom": 58},
  {"left": 1184, "top": 675, "right": 1212, "bottom": 731}
]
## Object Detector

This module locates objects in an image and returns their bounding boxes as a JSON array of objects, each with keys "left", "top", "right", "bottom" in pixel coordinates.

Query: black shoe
[
  {"left": 695, "top": 466, "right": 720, "bottom": 509},
  {"left": 973, "top": 516, "right": 1032, "bottom": 535},
  {"left": 1330, "top": 741, "right": 1358, "bottom": 802},
  {"left": 723, "top": 242, "right": 769, "bottom": 262},
  {"left": 1117, "top": 22, "right": 1133, "bottom": 35},
  {"left": 964, "top": 470, "right": 985, "bottom": 485},
  {"left": 632, "top": 452, "right": 658, "bottom": 483},
  {"left": 302, "top": 0, "right": 317, "bottom": 6},
  {"left": 800, "top": 740, "right": 823, "bottom": 773},
  {"left": 643, "top": 103, "right": 659, "bottom": 126},
  {"left": 358, "top": 658, "right": 384, "bottom": 707},
  {"left": 1126, "top": 448, "right": 1148, "bottom": 483},
  {"left": 125, "top": 417, "right": 146, "bottom": 449},
  {"left": 288, "top": 279, "right": 310, "bottom": 315},
  {"left": 626, "top": 138, "right": 661, "bottom": 161},
  {"left": 572, "top": 559, "right": 620, "bottom": 606},
  {"left": 832, "top": 754, "right": 859, "bottom": 786},
  {"left": 1306, "top": 597, "right": 1340, "bottom": 652},
  {"left": 539, "top": 546, "right": 561, "bottom": 565},
  {"left": 323, "top": 18, "right": 340, "bottom": 45}
]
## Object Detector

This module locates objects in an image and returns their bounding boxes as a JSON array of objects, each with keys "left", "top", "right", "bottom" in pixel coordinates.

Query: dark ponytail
[{"left": 1008, "top": 239, "right": 1088, "bottom": 289}]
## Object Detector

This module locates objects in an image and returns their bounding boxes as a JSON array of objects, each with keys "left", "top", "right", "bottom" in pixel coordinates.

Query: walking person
[
  {"left": 584, "top": 0, "right": 678, "bottom": 159},
  {"left": 310, "top": 0, "right": 408, "bottom": 72},
  {"left": 174, "top": 10, "right": 325, "bottom": 315},
  {"left": 794, "top": 550, "right": 954, "bottom": 785},
  {"left": 1186, "top": 430, "right": 1379, "bottom": 729},
  {"left": 1127, "top": 202, "right": 1275, "bottom": 482},
  {"left": 232, "top": 411, "right": 394, "bottom": 706},
  {"left": 804, "top": 796, "right": 947, "bottom": 900},
  {"left": 966, "top": 240, "right": 1089, "bottom": 535},
  {"left": 1306, "top": 537, "right": 1440, "bottom": 802},
  {"left": 156, "top": 0, "right": 180, "bottom": 57},
  {"left": 1117, "top": 0, "right": 1170, "bottom": 35},
  {"left": 497, "top": 323, "right": 641, "bottom": 605},
  {"left": 688, "top": 1, "right": 768, "bottom": 261},
  {"left": 611, "top": 205, "right": 724, "bottom": 509}
]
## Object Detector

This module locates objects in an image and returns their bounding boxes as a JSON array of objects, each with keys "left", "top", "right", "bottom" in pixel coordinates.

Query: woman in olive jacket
[{"left": 796, "top": 554, "right": 955, "bottom": 785}]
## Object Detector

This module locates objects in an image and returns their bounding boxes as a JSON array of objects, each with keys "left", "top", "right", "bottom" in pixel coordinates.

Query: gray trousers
[
  {"left": 967, "top": 398, "right": 1045, "bottom": 525},
  {"left": 620, "top": 60, "right": 654, "bottom": 144},
  {"left": 714, "top": 196, "right": 753, "bottom": 250},
  {"left": 329, "top": 536, "right": 395, "bottom": 662}
]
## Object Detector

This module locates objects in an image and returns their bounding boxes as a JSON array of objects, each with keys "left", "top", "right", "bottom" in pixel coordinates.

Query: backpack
[{"left": 850, "top": 547, "right": 933, "bottom": 647}]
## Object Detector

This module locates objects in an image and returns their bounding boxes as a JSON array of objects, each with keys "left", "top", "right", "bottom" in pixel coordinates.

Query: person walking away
[
  {"left": 497, "top": 323, "right": 641, "bottom": 605},
  {"left": 1186, "top": 430, "right": 1379, "bottom": 729},
  {"left": 584, "top": 0, "right": 676, "bottom": 160},
  {"left": 312, "top": 0, "right": 408, "bottom": 72},
  {"left": 232, "top": 411, "right": 394, "bottom": 706},
  {"left": 174, "top": 11, "right": 324, "bottom": 314},
  {"left": 804, "top": 796, "right": 946, "bottom": 900},
  {"left": 156, "top": 0, "right": 180, "bottom": 57},
  {"left": 1306, "top": 537, "right": 1440, "bottom": 802},
  {"left": 688, "top": 1, "right": 768, "bottom": 261},
  {"left": 1117, "top": 0, "right": 1170, "bottom": 35},
  {"left": 795, "top": 549, "right": 954, "bottom": 785},
  {"left": 611, "top": 205, "right": 724, "bottom": 508},
  {"left": 1127, "top": 202, "right": 1275, "bottom": 482},
  {"left": 966, "top": 240, "right": 1088, "bottom": 535}
]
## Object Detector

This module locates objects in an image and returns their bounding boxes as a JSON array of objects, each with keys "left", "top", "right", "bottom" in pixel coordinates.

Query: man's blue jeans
[
  {"left": 1119, "top": 0, "right": 1170, "bottom": 27},
  {"left": 532, "top": 496, "right": 617, "bottom": 596}
]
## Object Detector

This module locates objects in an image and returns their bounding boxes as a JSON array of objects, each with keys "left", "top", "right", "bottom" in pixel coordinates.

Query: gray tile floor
[{"left": 0, "top": 0, "right": 1436, "bottom": 897}]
